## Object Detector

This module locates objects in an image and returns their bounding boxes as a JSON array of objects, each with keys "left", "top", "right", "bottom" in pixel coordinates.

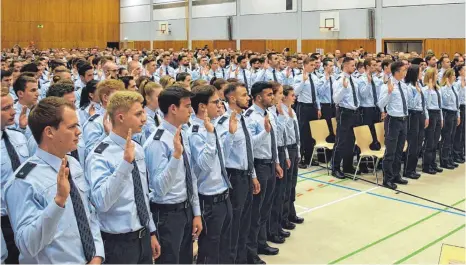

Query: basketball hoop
[{"left": 319, "top": 26, "right": 334, "bottom": 32}]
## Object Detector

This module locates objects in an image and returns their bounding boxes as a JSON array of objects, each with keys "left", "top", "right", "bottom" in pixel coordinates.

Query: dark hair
[
  {"left": 250, "top": 58, "right": 260, "bottom": 65},
  {"left": 226, "top": 78, "right": 239, "bottom": 83},
  {"left": 28, "top": 96, "right": 75, "bottom": 144},
  {"left": 342, "top": 57, "right": 354, "bottom": 65},
  {"left": 363, "top": 58, "right": 375, "bottom": 69},
  {"left": 80, "top": 80, "right": 99, "bottom": 108},
  {"left": 142, "top": 57, "right": 155, "bottom": 66},
  {"left": 158, "top": 86, "right": 193, "bottom": 115},
  {"left": 267, "top": 52, "right": 276, "bottom": 61},
  {"left": 46, "top": 82, "right": 75, "bottom": 98},
  {"left": 78, "top": 63, "right": 93, "bottom": 77},
  {"left": 251, "top": 81, "right": 273, "bottom": 99},
  {"left": 1, "top": 69, "right": 12, "bottom": 79},
  {"left": 454, "top": 65, "right": 465, "bottom": 80},
  {"left": 381, "top": 59, "right": 393, "bottom": 70},
  {"left": 20, "top": 63, "right": 39, "bottom": 73},
  {"left": 212, "top": 78, "right": 228, "bottom": 91},
  {"left": 13, "top": 74, "right": 37, "bottom": 96},
  {"left": 237, "top": 55, "right": 246, "bottom": 64},
  {"left": 191, "top": 85, "right": 216, "bottom": 113},
  {"left": 176, "top": 72, "right": 191, "bottom": 82},
  {"left": 410, "top": 58, "right": 424, "bottom": 65},
  {"left": 390, "top": 61, "right": 405, "bottom": 75},
  {"left": 119, "top": 76, "right": 134, "bottom": 89},
  {"left": 322, "top": 58, "right": 333, "bottom": 67},
  {"left": 224, "top": 82, "right": 245, "bottom": 102},
  {"left": 92, "top": 57, "right": 101, "bottom": 67},
  {"left": 356, "top": 61, "right": 365, "bottom": 70},
  {"left": 283, "top": 85, "right": 294, "bottom": 96},
  {"left": 50, "top": 60, "right": 66, "bottom": 71},
  {"left": 404, "top": 65, "right": 420, "bottom": 86},
  {"left": 425, "top": 55, "right": 435, "bottom": 63}
]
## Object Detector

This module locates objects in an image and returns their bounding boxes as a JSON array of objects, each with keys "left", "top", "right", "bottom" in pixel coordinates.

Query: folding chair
[
  {"left": 353, "top": 125, "right": 385, "bottom": 183},
  {"left": 331, "top": 117, "right": 337, "bottom": 136},
  {"left": 309, "top": 119, "right": 334, "bottom": 175}
]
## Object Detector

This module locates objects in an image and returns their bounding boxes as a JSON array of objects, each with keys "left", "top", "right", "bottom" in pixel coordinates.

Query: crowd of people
[{"left": 1, "top": 44, "right": 465, "bottom": 264}]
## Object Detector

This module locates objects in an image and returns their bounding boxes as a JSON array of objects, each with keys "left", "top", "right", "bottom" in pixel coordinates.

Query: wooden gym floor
[{"left": 262, "top": 164, "right": 466, "bottom": 264}]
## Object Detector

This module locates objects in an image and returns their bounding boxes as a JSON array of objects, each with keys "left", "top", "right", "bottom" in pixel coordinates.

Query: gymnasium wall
[{"left": 1, "top": 0, "right": 120, "bottom": 49}]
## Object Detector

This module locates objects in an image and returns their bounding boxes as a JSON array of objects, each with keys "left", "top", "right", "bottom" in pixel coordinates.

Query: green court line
[
  {"left": 328, "top": 198, "right": 466, "bottom": 264},
  {"left": 393, "top": 224, "right": 465, "bottom": 264},
  {"left": 297, "top": 173, "right": 328, "bottom": 182}
]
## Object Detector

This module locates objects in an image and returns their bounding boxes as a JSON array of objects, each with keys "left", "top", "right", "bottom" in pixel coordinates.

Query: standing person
[
  {"left": 439, "top": 69, "right": 460, "bottom": 169},
  {"left": 378, "top": 62, "right": 411, "bottom": 189},
  {"left": 422, "top": 68, "right": 444, "bottom": 174},
  {"left": 403, "top": 65, "right": 428, "bottom": 179},
  {"left": 143, "top": 86, "right": 203, "bottom": 264},
  {"left": 139, "top": 80, "right": 163, "bottom": 139},
  {"left": 317, "top": 58, "right": 337, "bottom": 142},
  {"left": 246, "top": 82, "right": 284, "bottom": 264},
  {"left": 216, "top": 82, "right": 260, "bottom": 264},
  {"left": 331, "top": 57, "right": 362, "bottom": 179},
  {"left": 293, "top": 57, "right": 322, "bottom": 168},
  {"left": 452, "top": 65, "right": 466, "bottom": 163},
  {"left": 5, "top": 97, "right": 104, "bottom": 264}
]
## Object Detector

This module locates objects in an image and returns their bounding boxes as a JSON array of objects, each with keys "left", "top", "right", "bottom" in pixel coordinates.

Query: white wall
[
  {"left": 303, "top": 0, "right": 375, "bottom": 11},
  {"left": 191, "top": 17, "right": 233, "bottom": 40},
  {"left": 121, "top": 0, "right": 151, "bottom": 7},
  {"left": 121, "top": 5, "right": 151, "bottom": 22},
  {"left": 238, "top": 13, "right": 298, "bottom": 39},
  {"left": 383, "top": 0, "right": 464, "bottom": 7},
  {"left": 193, "top": 2, "right": 236, "bottom": 18},
  {"left": 240, "top": 0, "right": 297, "bottom": 15}
]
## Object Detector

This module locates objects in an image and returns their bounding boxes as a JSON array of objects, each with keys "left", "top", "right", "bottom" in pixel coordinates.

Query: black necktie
[
  {"left": 329, "top": 77, "right": 334, "bottom": 105},
  {"left": 184, "top": 67, "right": 188, "bottom": 73},
  {"left": 349, "top": 77, "right": 358, "bottom": 107},
  {"left": 452, "top": 86, "right": 459, "bottom": 109},
  {"left": 420, "top": 90, "right": 426, "bottom": 116},
  {"left": 435, "top": 89, "right": 442, "bottom": 109},
  {"left": 67, "top": 162, "right": 96, "bottom": 263},
  {"left": 180, "top": 135, "right": 194, "bottom": 204},
  {"left": 240, "top": 115, "right": 254, "bottom": 175},
  {"left": 308, "top": 74, "right": 316, "bottom": 104},
  {"left": 2, "top": 131, "right": 21, "bottom": 171},
  {"left": 272, "top": 69, "right": 278, "bottom": 82},
  {"left": 150, "top": 76, "right": 154, "bottom": 82},
  {"left": 214, "top": 129, "right": 232, "bottom": 189},
  {"left": 222, "top": 68, "right": 225, "bottom": 78},
  {"left": 293, "top": 119, "right": 300, "bottom": 144},
  {"left": 154, "top": 113, "right": 160, "bottom": 127},
  {"left": 398, "top": 83, "right": 408, "bottom": 116},
  {"left": 70, "top": 149, "right": 80, "bottom": 162},
  {"left": 131, "top": 161, "right": 150, "bottom": 227},
  {"left": 265, "top": 111, "right": 277, "bottom": 162},
  {"left": 165, "top": 67, "right": 169, "bottom": 75},
  {"left": 371, "top": 79, "right": 378, "bottom": 106},
  {"left": 292, "top": 69, "right": 295, "bottom": 78},
  {"left": 243, "top": 69, "right": 248, "bottom": 88},
  {"left": 419, "top": 80, "right": 424, "bottom": 87}
]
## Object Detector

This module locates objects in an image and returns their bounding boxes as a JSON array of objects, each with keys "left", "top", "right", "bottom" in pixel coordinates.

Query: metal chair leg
[
  {"left": 308, "top": 148, "right": 316, "bottom": 169},
  {"left": 374, "top": 157, "right": 380, "bottom": 184},
  {"left": 354, "top": 157, "right": 362, "bottom": 180},
  {"left": 324, "top": 148, "right": 329, "bottom": 175}
]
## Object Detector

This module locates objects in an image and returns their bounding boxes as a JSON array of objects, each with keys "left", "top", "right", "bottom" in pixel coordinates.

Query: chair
[
  {"left": 353, "top": 125, "right": 385, "bottom": 183},
  {"left": 309, "top": 119, "right": 334, "bottom": 175},
  {"left": 374, "top": 122, "right": 386, "bottom": 153},
  {"left": 331, "top": 117, "right": 337, "bottom": 136}
]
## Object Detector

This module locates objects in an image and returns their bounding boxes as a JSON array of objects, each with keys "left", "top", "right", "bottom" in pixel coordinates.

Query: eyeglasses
[{"left": 209, "top": 99, "right": 221, "bottom": 105}]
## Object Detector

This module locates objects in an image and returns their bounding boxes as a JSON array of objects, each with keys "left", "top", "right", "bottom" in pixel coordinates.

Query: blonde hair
[
  {"left": 107, "top": 91, "right": 144, "bottom": 124},
  {"left": 96, "top": 79, "right": 125, "bottom": 102},
  {"left": 440, "top": 68, "right": 455, "bottom": 87},
  {"left": 423, "top": 68, "right": 439, "bottom": 90},
  {"left": 159, "top": 75, "right": 175, "bottom": 88},
  {"left": 1, "top": 86, "right": 9, "bottom": 97},
  {"left": 173, "top": 81, "right": 190, "bottom": 90},
  {"left": 139, "top": 80, "right": 162, "bottom": 106}
]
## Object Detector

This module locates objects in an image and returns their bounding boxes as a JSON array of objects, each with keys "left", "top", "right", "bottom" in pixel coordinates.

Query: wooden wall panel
[
  {"left": 213, "top": 40, "right": 236, "bottom": 50},
  {"left": 241, "top": 40, "right": 266, "bottom": 53},
  {"left": 153, "top": 41, "right": 189, "bottom": 51},
  {"left": 424, "top": 39, "right": 465, "bottom": 57},
  {"left": 134, "top": 41, "right": 151, "bottom": 50},
  {"left": 265, "top": 40, "right": 297, "bottom": 54},
  {"left": 192, "top": 40, "right": 214, "bottom": 50},
  {"left": 302, "top": 39, "right": 376, "bottom": 54},
  {"left": 1, "top": 0, "right": 120, "bottom": 49}
]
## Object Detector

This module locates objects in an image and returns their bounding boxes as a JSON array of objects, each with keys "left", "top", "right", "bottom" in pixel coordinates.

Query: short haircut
[
  {"left": 191, "top": 79, "right": 207, "bottom": 88},
  {"left": 1, "top": 86, "right": 10, "bottom": 97},
  {"left": 390, "top": 61, "right": 404, "bottom": 75},
  {"left": 212, "top": 78, "right": 228, "bottom": 91},
  {"left": 237, "top": 55, "right": 246, "bottom": 64},
  {"left": 158, "top": 86, "right": 194, "bottom": 115},
  {"left": 119, "top": 76, "right": 134, "bottom": 89},
  {"left": 425, "top": 55, "right": 435, "bottom": 62},
  {"left": 226, "top": 78, "right": 239, "bottom": 83},
  {"left": 46, "top": 81, "right": 75, "bottom": 98},
  {"left": 91, "top": 57, "right": 101, "bottom": 67},
  {"left": 139, "top": 80, "right": 162, "bottom": 106},
  {"left": 363, "top": 58, "right": 375, "bottom": 68},
  {"left": 303, "top": 57, "right": 316, "bottom": 66},
  {"left": 270, "top": 81, "right": 282, "bottom": 94},
  {"left": 160, "top": 75, "right": 175, "bottom": 88},
  {"left": 28, "top": 96, "right": 75, "bottom": 144},
  {"left": 267, "top": 52, "right": 276, "bottom": 61},
  {"left": 283, "top": 85, "right": 294, "bottom": 96},
  {"left": 251, "top": 81, "right": 273, "bottom": 99},
  {"left": 176, "top": 72, "right": 191, "bottom": 82},
  {"left": 410, "top": 58, "right": 425, "bottom": 65},
  {"left": 322, "top": 58, "right": 333, "bottom": 67},
  {"left": 96, "top": 79, "right": 125, "bottom": 102},
  {"left": 191, "top": 85, "right": 216, "bottom": 113},
  {"left": 13, "top": 74, "right": 37, "bottom": 96},
  {"left": 342, "top": 57, "right": 354, "bottom": 65},
  {"left": 224, "top": 82, "right": 245, "bottom": 102},
  {"left": 143, "top": 57, "right": 155, "bottom": 66},
  {"left": 1, "top": 69, "right": 13, "bottom": 79},
  {"left": 20, "top": 63, "right": 39, "bottom": 73},
  {"left": 78, "top": 63, "right": 93, "bottom": 77},
  {"left": 250, "top": 58, "right": 260, "bottom": 65},
  {"left": 107, "top": 91, "right": 144, "bottom": 124},
  {"left": 357, "top": 61, "right": 365, "bottom": 70},
  {"left": 381, "top": 59, "right": 393, "bottom": 70}
]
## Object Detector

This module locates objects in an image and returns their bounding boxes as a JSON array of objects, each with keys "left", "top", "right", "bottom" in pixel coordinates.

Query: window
[{"left": 384, "top": 40, "right": 423, "bottom": 55}]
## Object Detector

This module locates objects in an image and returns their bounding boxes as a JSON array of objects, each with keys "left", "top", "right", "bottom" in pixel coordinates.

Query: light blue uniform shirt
[
  {"left": 269, "top": 106, "right": 289, "bottom": 159},
  {"left": 316, "top": 76, "right": 334, "bottom": 104},
  {"left": 358, "top": 74, "right": 384, "bottom": 109},
  {"left": 143, "top": 120, "right": 201, "bottom": 216},
  {"left": 215, "top": 109, "right": 257, "bottom": 178},
  {"left": 5, "top": 149, "right": 104, "bottom": 264},
  {"left": 440, "top": 85, "right": 460, "bottom": 117},
  {"left": 230, "top": 68, "right": 253, "bottom": 91},
  {"left": 1, "top": 129, "right": 30, "bottom": 216},
  {"left": 333, "top": 73, "right": 361, "bottom": 110},
  {"left": 282, "top": 103, "right": 300, "bottom": 149},
  {"left": 174, "top": 66, "right": 193, "bottom": 77},
  {"left": 188, "top": 116, "right": 228, "bottom": 195},
  {"left": 11, "top": 102, "right": 32, "bottom": 139},
  {"left": 245, "top": 104, "right": 279, "bottom": 163},
  {"left": 8, "top": 86, "right": 17, "bottom": 102},
  {"left": 255, "top": 67, "right": 290, "bottom": 85},
  {"left": 407, "top": 84, "right": 429, "bottom": 119},
  {"left": 293, "top": 73, "right": 322, "bottom": 109},
  {"left": 78, "top": 102, "right": 104, "bottom": 128},
  {"left": 143, "top": 107, "right": 163, "bottom": 140},
  {"left": 74, "top": 79, "right": 86, "bottom": 109},
  {"left": 191, "top": 67, "right": 210, "bottom": 81},
  {"left": 156, "top": 65, "right": 175, "bottom": 78},
  {"left": 423, "top": 87, "right": 444, "bottom": 121},
  {"left": 378, "top": 78, "right": 412, "bottom": 117},
  {"left": 455, "top": 80, "right": 465, "bottom": 105},
  {"left": 85, "top": 132, "right": 156, "bottom": 234}
]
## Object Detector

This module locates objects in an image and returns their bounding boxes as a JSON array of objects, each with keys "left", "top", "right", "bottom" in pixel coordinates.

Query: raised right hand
[
  {"left": 229, "top": 111, "right": 238, "bottom": 134},
  {"left": 387, "top": 79, "right": 394, "bottom": 94},
  {"left": 342, "top": 77, "right": 348, "bottom": 88},
  {"left": 55, "top": 157, "right": 70, "bottom": 208},
  {"left": 123, "top": 129, "right": 135, "bottom": 163},
  {"left": 173, "top": 126, "right": 183, "bottom": 159},
  {"left": 103, "top": 112, "right": 112, "bottom": 135},
  {"left": 19, "top": 105, "right": 28, "bottom": 129},
  {"left": 264, "top": 114, "right": 271, "bottom": 133}
]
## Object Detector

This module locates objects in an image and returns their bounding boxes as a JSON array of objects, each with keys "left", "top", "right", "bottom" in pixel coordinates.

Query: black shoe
[
  {"left": 454, "top": 158, "right": 465, "bottom": 164},
  {"left": 310, "top": 160, "right": 319, "bottom": 166},
  {"left": 440, "top": 163, "right": 454, "bottom": 170},
  {"left": 422, "top": 168, "right": 437, "bottom": 175},
  {"left": 435, "top": 167, "right": 444, "bottom": 173},
  {"left": 415, "top": 172, "right": 421, "bottom": 177},
  {"left": 279, "top": 229, "right": 290, "bottom": 238},
  {"left": 332, "top": 170, "right": 346, "bottom": 179},
  {"left": 450, "top": 162, "right": 459, "bottom": 168},
  {"left": 405, "top": 172, "right": 420, "bottom": 179},
  {"left": 394, "top": 178, "right": 408, "bottom": 185},
  {"left": 343, "top": 167, "right": 361, "bottom": 175},
  {"left": 282, "top": 221, "right": 296, "bottom": 230},
  {"left": 267, "top": 235, "right": 285, "bottom": 244},
  {"left": 383, "top": 181, "right": 397, "bottom": 189},
  {"left": 258, "top": 246, "right": 279, "bottom": 255},
  {"left": 298, "top": 162, "right": 308, "bottom": 169},
  {"left": 289, "top": 215, "right": 304, "bottom": 224},
  {"left": 248, "top": 255, "right": 266, "bottom": 264},
  {"left": 359, "top": 167, "right": 370, "bottom": 174}
]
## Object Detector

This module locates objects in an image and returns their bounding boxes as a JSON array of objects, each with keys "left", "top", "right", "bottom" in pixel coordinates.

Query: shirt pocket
[
  {"left": 14, "top": 141, "right": 29, "bottom": 158},
  {"left": 1, "top": 146, "right": 8, "bottom": 166}
]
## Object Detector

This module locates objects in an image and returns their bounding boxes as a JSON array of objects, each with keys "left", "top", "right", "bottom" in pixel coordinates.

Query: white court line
[
  {"left": 295, "top": 204, "right": 311, "bottom": 210},
  {"left": 296, "top": 187, "right": 379, "bottom": 216}
]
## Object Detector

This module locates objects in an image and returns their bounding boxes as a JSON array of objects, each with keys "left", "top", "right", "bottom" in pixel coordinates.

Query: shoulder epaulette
[
  {"left": 94, "top": 142, "right": 109, "bottom": 154},
  {"left": 336, "top": 76, "right": 342, "bottom": 80},
  {"left": 217, "top": 116, "right": 228, "bottom": 125},
  {"left": 192, "top": 125, "right": 199, "bottom": 133},
  {"left": 153, "top": 129, "right": 164, "bottom": 140},
  {"left": 245, "top": 109, "right": 253, "bottom": 117},
  {"left": 6, "top": 127, "right": 22, "bottom": 133},
  {"left": 16, "top": 162, "right": 36, "bottom": 179},
  {"left": 88, "top": 114, "right": 100, "bottom": 122}
]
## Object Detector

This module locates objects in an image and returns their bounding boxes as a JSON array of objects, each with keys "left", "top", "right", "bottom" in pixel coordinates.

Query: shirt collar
[
  {"left": 192, "top": 116, "right": 205, "bottom": 125},
  {"left": 144, "top": 106, "right": 156, "bottom": 117},
  {"left": 253, "top": 103, "right": 266, "bottom": 116},
  {"left": 161, "top": 120, "right": 177, "bottom": 135},
  {"left": 36, "top": 148, "right": 63, "bottom": 173},
  {"left": 109, "top": 132, "right": 127, "bottom": 150}
]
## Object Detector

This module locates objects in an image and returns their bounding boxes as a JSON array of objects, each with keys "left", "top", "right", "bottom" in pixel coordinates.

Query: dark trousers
[
  {"left": 247, "top": 161, "right": 275, "bottom": 257},
  {"left": 321, "top": 103, "right": 336, "bottom": 142},
  {"left": 423, "top": 110, "right": 442, "bottom": 170},
  {"left": 332, "top": 107, "right": 362, "bottom": 171},
  {"left": 268, "top": 147, "right": 287, "bottom": 236},
  {"left": 226, "top": 168, "right": 252, "bottom": 264},
  {"left": 198, "top": 194, "right": 232, "bottom": 264},
  {"left": 440, "top": 109, "right": 458, "bottom": 164},
  {"left": 1, "top": 216, "right": 19, "bottom": 264},
  {"left": 404, "top": 110, "right": 426, "bottom": 176},
  {"left": 282, "top": 145, "right": 299, "bottom": 222},
  {"left": 361, "top": 106, "right": 381, "bottom": 144},
  {"left": 382, "top": 115, "right": 408, "bottom": 182},
  {"left": 102, "top": 228, "right": 152, "bottom": 264},
  {"left": 298, "top": 102, "right": 318, "bottom": 162},
  {"left": 453, "top": 105, "right": 465, "bottom": 159},
  {"left": 151, "top": 204, "right": 193, "bottom": 264}
]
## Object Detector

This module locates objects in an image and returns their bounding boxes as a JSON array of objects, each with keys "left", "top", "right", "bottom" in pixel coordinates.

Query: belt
[
  {"left": 298, "top": 102, "right": 317, "bottom": 107},
  {"left": 1, "top": 215, "right": 11, "bottom": 228},
  {"left": 254, "top": 158, "right": 273, "bottom": 164},
  {"left": 428, "top": 109, "right": 441, "bottom": 113},
  {"left": 442, "top": 109, "right": 458, "bottom": 114},
  {"left": 408, "top": 110, "right": 423, "bottom": 114},
  {"left": 199, "top": 191, "right": 229, "bottom": 204},
  {"left": 226, "top": 168, "right": 249, "bottom": 176},
  {"left": 101, "top": 227, "right": 147, "bottom": 241},
  {"left": 287, "top": 143, "right": 298, "bottom": 149},
  {"left": 278, "top": 146, "right": 286, "bottom": 152},
  {"left": 388, "top": 115, "right": 408, "bottom": 121},
  {"left": 320, "top": 103, "right": 335, "bottom": 106},
  {"left": 339, "top": 107, "right": 360, "bottom": 113},
  {"left": 150, "top": 201, "right": 190, "bottom": 212}
]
